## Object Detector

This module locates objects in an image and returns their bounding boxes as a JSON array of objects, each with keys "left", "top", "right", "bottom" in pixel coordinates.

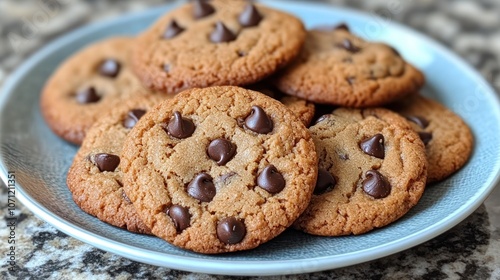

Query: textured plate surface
[{"left": 1, "top": 0, "right": 500, "bottom": 276}]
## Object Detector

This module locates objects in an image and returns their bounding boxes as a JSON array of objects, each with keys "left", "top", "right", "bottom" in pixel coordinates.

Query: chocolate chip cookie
[
  {"left": 121, "top": 86, "right": 318, "bottom": 253},
  {"left": 40, "top": 37, "right": 165, "bottom": 145},
  {"left": 66, "top": 95, "right": 169, "bottom": 234},
  {"left": 132, "top": 0, "right": 306, "bottom": 93},
  {"left": 294, "top": 108, "right": 427, "bottom": 236},
  {"left": 389, "top": 94, "right": 473, "bottom": 183},
  {"left": 274, "top": 26, "right": 425, "bottom": 107}
]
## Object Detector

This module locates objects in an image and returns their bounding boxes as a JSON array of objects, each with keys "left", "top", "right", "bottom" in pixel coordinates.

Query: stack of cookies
[{"left": 40, "top": 0, "right": 473, "bottom": 254}]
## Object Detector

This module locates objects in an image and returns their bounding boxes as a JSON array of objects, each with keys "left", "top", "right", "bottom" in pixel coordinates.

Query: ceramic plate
[{"left": 1, "top": 0, "right": 500, "bottom": 276}]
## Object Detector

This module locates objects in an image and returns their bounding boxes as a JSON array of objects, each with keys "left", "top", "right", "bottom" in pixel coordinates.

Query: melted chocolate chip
[
  {"left": 165, "top": 111, "right": 195, "bottom": 139},
  {"left": 419, "top": 132, "right": 433, "bottom": 145},
  {"left": 187, "top": 173, "right": 216, "bottom": 202},
  {"left": 314, "top": 168, "right": 336, "bottom": 195},
  {"left": 239, "top": 4, "right": 262, "bottom": 27},
  {"left": 99, "top": 59, "right": 121, "bottom": 78},
  {"left": 244, "top": 105, "right": 273, "bottom": 134},
  {"left": 167, "top": 205, "right": 191, "bottom": 232},
  {"left": 123, "top": 109, "right": 146, "bottom": 128},
  {"left": 93, "top": 153, "right": 120, "bottom": 172},
  {"left": 257, "top": 165, "right": 285, "bottom": 194},
  {"left": 360, "top": 134, "right": 385, "bottom": 159},
  {"left": 76, "top": 87, "right": 100, "bottom": 104},
  {"left": 406, "top": 115, "right": 430, "bottom": 129},
  {"left": 217, "top": 217, "right": 246, "bottom": 244},
  {"left": 193, "top": 0, "right": 215, "bottom": 19},
  {"left": 207, "top": 139, "right": 236, "bottom": 165},
  {"left": 210, "top": 21, "right": 236, "bottom": 43},
  {"left": 163, "top": 20, "right": 184, "bottom": 39},
  {"left": 338, "top": 38, "right": 360, "bottom": 53},
  {"left": 362, "top": 170, "right": 391, "bottom": 199}
]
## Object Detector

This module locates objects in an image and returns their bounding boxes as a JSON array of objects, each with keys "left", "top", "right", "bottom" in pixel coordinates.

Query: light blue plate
[{"left": 1, "top": 0, "right": 500, "bottom": 276}]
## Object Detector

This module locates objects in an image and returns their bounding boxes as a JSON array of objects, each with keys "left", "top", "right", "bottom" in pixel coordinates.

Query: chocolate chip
[
  {"left": 99, "top": 59, "right": 121, "bottom": 78},
  {"left": 257, "top": 165, "right": 285, "bottom": 194},
  {"left": 347, "top": 77, "right": 355, "bottom": 85},
  {"left": 239, "top": 4, "right": 262, "bottom": 27},
  {"left": 418, "top": 132, "right": 433, "bottom": 145},
  {"left": 362, "top": 170, "right": 391, "bottom": 199},
  {"left": 163, "top": 20, "right": 184, "bottom": 39},
  {"left": 337, "top": 38, "right": 360, "bottom": 53},
  {"left": 76, "top": 87, "right": 100, "bottom": 104},
  {"left": 360, "top": 134, "right": 385, "bottom": 159},
  {"left": 123, "top": 109, "right": 146, "bottom": 128},
  {"left": 335, "top": 23, "right": 350, "bottom": 31},
  {"left": 207, "top": 139, "right": 236, "bottom": 166},
  {"left": 165, "top": 111, "right": 195, "bottom": 139},
  {"left": 187, "top": 173, "right": 216, "bottom": 202},
  {"left": 193, "top": 0, "right": 215, "bottom": 19},
  {"left": 93, "top": 153, "right": 120, "bottom": 172},
  {"left": 244, "top": 105, "right": 273, "bottom": 134},
  {"left": 210, "top": 21, "right": 236, "bottom": 43},
  {"left": 217, "top": 217, "right": 246, "bottom": 244},
  {"left": 314, "top": 168, "right": 336, "bottom": 195},
  {"left": 406, "top": 115, "right": 430, "bottom": 129},
  {"left": 167, "top": 205, "right": 191, "bottom": 232}
]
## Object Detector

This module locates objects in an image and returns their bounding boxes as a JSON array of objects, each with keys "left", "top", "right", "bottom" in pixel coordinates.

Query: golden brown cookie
[
  {"left": 132, "top": 0, "right": 306, "bottom": 93},
  {"left": 389, "top": 94, "right": 474, "bottom": 183},
  {"left": 274, "top": 26, "right": 425, "bottom": 108},
  {"left": 121, "top": 86, "right": 318, "bottom": 254},
  {"left": 40, "top": 37, "right": 165, "bottom": 145},
  {"left": 294, "top": 108, "right": 427, "bottom": 236},
  {"left": 66, "top": 95, "right": 170, "bottom": 234}
]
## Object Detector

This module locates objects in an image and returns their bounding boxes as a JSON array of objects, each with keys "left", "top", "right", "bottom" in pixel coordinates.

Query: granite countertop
[{"left": 1, "top": 0, "right": 500, "bottom": 279}]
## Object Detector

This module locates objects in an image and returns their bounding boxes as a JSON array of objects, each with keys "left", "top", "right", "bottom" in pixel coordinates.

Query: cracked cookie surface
[
  {"left": 66, "top": 95, "right": 169, "bottom": 234},
  {"left": 389, "top": 94, "right": 473, "bottom": 183},
  {"left": 274, "top": 28, "right": 425, "bottom": 108},
  {"left": 294, "top": 108, "right": 427, "bottom": 236},
  {"left": 41, "top": 37, "right": 165, "bottom": 145},
  {"left": 121, "top": 86, "right": 317, "bottom": 253},
  {"left": 132, "top": 0, "right": 306, "bottom": 93}
]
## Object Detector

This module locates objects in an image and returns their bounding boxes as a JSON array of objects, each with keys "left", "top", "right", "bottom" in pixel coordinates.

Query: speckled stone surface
[{"left": 1, "top": 0, "right": 500, "bottom": 279}]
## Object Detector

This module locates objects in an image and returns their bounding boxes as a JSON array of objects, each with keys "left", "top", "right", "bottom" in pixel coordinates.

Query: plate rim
[{"left": 1, "top": 0, "right": 500, "bottom": 276}]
